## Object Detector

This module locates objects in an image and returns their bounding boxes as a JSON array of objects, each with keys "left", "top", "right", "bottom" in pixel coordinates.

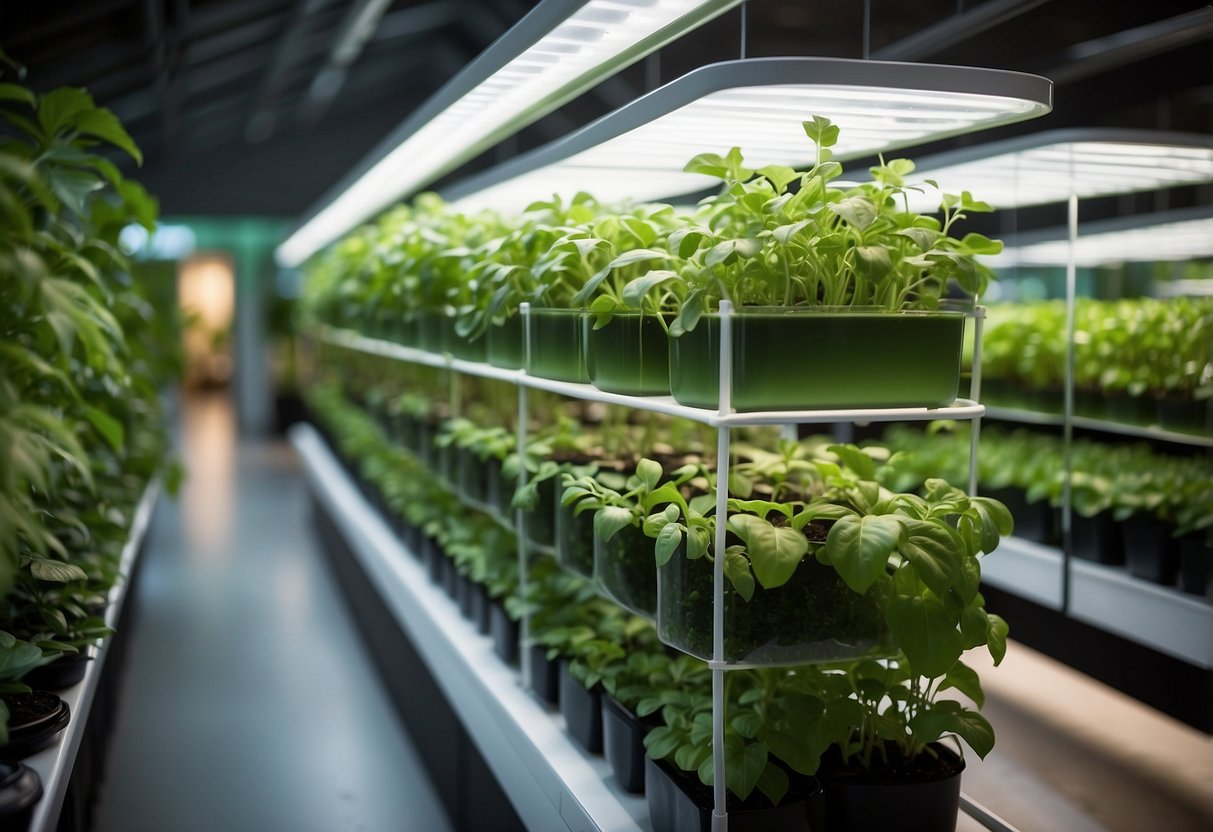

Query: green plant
[{"left": 621, "top": 116, "right": 1000, "bottom": 335}]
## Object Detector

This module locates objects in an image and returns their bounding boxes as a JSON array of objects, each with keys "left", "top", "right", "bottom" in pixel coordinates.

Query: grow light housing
[
  {"left": 275, "top": 0, "right": 745, "bottom": 267},
  {"left": 988, "top": 207, "right": 1213, "bottom": 268},
  {"left": 892, "top": 129, "right": 1213, "bottom": 211},
  {"left": 444, "top": 57, "right": 1053, "bottom": 213}
]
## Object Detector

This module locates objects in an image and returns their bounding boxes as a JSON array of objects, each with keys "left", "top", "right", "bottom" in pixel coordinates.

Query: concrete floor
[
  {"left": 93, "top": 391, "right": 1212, "bottom": 832},
  {"left": 93, "top": 392, "right": 451, "bottom": 832}
]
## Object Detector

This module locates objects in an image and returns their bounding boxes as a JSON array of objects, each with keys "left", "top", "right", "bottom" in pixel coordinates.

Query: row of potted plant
[
  {"left": 879, "top": 423, "right": 1213, "bottom": 597},
  {"left": 303, "top": 117, "right": 1004, "bottom": 412},
  {"left": 0, "top": 59, "right": 178, "bottom": 825},
  {"left": 980, "top": 298, "right": 1213, "bottom": 434},
  {"left": 303, "top": 348, "right": 1014, "bottom": 831}
]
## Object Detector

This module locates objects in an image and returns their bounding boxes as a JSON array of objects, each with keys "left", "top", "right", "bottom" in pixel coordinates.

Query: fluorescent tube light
[
  {"left": 899, "top": 129, "right": 1213, "bottom": 211},
  {"left": 444, "top": 57, "right": 1052, "bottom": 214},
  {"left": 276, "top": 0, "right": 743, "bottom": 267},
  {"left": 988, "top": 207, "right": 1213, "bottom": 268}
]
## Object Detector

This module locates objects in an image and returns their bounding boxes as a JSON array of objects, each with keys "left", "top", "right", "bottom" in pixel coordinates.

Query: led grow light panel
[
  {"left": 904, "top": 130, "right": 1213, "bottom": 211},
  {"left": 276, "top": 0, "right": 742, "bottom": 267},
  {"left": 989, "top": 209, "right": 1213, "bottom": 268},
  {"left": 445, "top": 58, "right": 1052, "bottom": 213}
]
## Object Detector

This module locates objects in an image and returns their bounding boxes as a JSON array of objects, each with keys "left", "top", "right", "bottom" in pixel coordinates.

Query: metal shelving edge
[
  {"left": 25, "top": 477, "right": 162, "bottom": 832},
  {"left": 982, "top": 536, "right": 1211, "bottom": 668},
  {"left": 291, "top": 423, "right": 651, "bottom": 832}
]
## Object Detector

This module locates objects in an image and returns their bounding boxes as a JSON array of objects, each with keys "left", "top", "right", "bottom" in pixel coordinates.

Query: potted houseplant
[
  {"left": 622, "top": 117, "right": 1001, "bottom": 412},
  {"left": 562, "top": 458, "right": 705, "bottom": 619}
]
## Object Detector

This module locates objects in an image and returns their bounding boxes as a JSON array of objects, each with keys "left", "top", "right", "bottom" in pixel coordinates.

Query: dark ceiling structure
[{"left": 2, "top": 0, "right": 1210, "bottom": 219}]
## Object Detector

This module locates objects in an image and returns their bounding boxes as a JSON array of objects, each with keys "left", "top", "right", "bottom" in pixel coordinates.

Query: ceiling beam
[
  {"left": 243, "top": 0, "right": 334, "bottom": 143},
  {"left": 5, "top": 0, "right": 138, "bottom": 50},
  {"left": 1046, "top": 7, "right": 1213, "bottom": 85},
  {"left": 296, "top": 0, "right": 404, "bottom": 125},
  {"left": 872, "top": 0, "right": 1053, "bottom": 62}
]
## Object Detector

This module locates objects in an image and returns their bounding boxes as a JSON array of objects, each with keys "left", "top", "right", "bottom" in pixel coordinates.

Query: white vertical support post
[
  {"left": 518, "top": 302, "right": 532, "bottom": 689},
  {"left": 968, "top": 306, "right": 985, "bottom": 497},
  {"left": 711, "top": 300, "right": 734, "bottom": 832},
  {"left": 1062, "top": 192, "right": 1079, "bottom": 612}
]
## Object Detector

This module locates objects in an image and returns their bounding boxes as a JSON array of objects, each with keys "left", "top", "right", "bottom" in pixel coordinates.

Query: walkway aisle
[{"left": 93, "top": 393, "right": 451, "bottom": 832}]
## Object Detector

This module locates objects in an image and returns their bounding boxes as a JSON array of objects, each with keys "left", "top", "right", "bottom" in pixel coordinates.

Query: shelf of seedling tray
[
  {"left": 292, "top": 423, "right": 649, "bottom": 832},
  {"left": 984, "top": 406, "right": 1213, "bottom": 449},
  {"left": 25, "top": 479, "right": 161, "bottom": 832}
]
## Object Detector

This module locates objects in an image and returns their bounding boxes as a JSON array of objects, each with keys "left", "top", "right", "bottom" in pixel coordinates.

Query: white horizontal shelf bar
[
  {"left": 321, "top": 327, "right": 985, "bottom": 426},
  {"left": 27, "top": 478, "right": 162, "bottom": 832},
  {"left": 291, "top": 424, "right": 649, "bottom": 832},
  {"left": 985, "top": 536, "right": 1211, "bottom": 668},
  {"left": 1068, "top": 559, "right": 1211, "bottom": 669},
  {"left": 984, "top": 406, "right": 1213, "bottom": 448},
  {"left": 982, "top": 536, "right": 1064, "bottom": 610}
]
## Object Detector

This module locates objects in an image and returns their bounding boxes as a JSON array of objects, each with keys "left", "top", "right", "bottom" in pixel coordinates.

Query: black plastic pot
[
  {"left": 457, "top": 573, "right": 477, "bottom": 621},
  {"left": 422, "top": 536, "right": 445, "bottom": 585},
  {"left": 0, "top": 692, "right": 71, "bottom": 760},
  {"left": 442, "top": 557, "right": 460, "bottom": 601},
  {"left": 1178, "top": 534, "right": 1212, "bottom": 598},
  {"left": 529, "top": 646, "right": 560, "bottom": 707},
  {"left": 23, "top": 653, "right": 91, "bottom": 691},
  {"left": 1070, "top": 512, "right": 1124, "bottom": 565},
  {"left": 984, "top": 488, "right": 1058, "bottom": 545},
  {"left": 645, "top": 757, "right": 822, "bottom": 832},
  {"left": 1156, "top": 397, "right": 1211, "bottom": 436},
  {"left": 558, "top": 662, "right": 602, "bottom": 753},
  {"left": 0, "top": 760, "right": 42, "bottom": 827},
  {"left": 525, "top": 477, "right": 559, "bottom": 551},
  {"left": 820, "top": 742, "right": 964, "bottom": 832},
  {"left": 470, "top": 583, "right": 492, "bottom": 635},
  {"left": 489, "top": 601, "right": 520, "bottom": 667},
  {"left": 602, "top": 695, "right": 647, "bottom": 793},
  {"left": 1122, "top": 515, "right": 1181, "bottom": 586}
]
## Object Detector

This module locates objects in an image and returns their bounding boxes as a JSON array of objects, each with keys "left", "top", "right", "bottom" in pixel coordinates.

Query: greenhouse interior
[{"left": 0, "top": 1, "right": 1210, "bottom": 830}]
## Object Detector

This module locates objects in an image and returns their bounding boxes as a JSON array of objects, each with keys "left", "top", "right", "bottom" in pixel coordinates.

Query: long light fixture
[
  {"left": 444, "top": 57, "right": 1053, "bottom": 214},
  {"left": 276, "top": 0, "right": 745, "bottom": 267},
  {"left": 896, "top": 129, "right": 1213, "bottom": 211},
  {"left": 988, "top": 207, "right": 1213, "bottom": 268}
]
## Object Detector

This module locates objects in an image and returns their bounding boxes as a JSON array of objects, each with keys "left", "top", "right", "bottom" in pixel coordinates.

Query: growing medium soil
[
  {"left": 823, "top": 742, "right": 965, "bottom": 786},
  {"left": 2, "top": 691, "right": 63, "bottom": 730}
]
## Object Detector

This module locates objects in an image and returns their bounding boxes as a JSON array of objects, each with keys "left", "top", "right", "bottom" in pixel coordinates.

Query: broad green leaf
[
  {"left": 828, "top": 443, "right": 877, "bottom": 480},
  {"left": 75, "top": 106, "right": 143, "bottom": 164},
  {"left": 26, "top": 556, "right": 89, "bottom": 583},
  {"left": 83, "top": 404, "right": 125, "bottom": 452},
  {"left": 755, "top": 760, "right": 790, "bottom": 805},
  {"left": 595, "top": 506, "right": 635, "bottom": 542},
  {"left": 986, "top": 613, "right": 1009, "bottom": 665},
  {"left": 655, "top": 523, "right": 683, "bottom": 566},
  {"left": 635, "top": 458, "right": 663, "bottom": 490},
  {"left": 910, "top": 703, "right": 995, "bottom": 759},
  {"left": 724, "top": 548, "right": 756, "bottom": 600},
  {"left": 885, "top": 594, "right": 963, "bottom": 678},
  {"left": 0, "top": 83, "right": 34, "bottom": 106},
  {"left": 728, "top": 514, "right": 807, "bottom": 590},
  {"left": 940, "top": 659, "right": 984, "bottom": 707},
  {"left": 899, "top": 518, "right": 962, "bottom": 597},
  {"left": 621, "top": 270, "right": 679, "bottom": 308},
  {"left": 36, "top": 87, "right": 94, "bottom": 138},
  {"left": 802, "top": 116, "right": 839, "bottom": 149},
  {"left": 757, "top": 164, "right": 799, "bottom": 193},
  {"left": 830, "top": 195, "right": 877, "bottom": 230},
  {"left": 854, "top": 245, "right": 893, "bottom": 282},
  {"left": 821, "top": 513, "right": 903, "bottom": 593}
]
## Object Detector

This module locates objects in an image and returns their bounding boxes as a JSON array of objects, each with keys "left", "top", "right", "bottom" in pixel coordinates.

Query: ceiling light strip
[
  {"left": 276, "top": 0, "right": 744, "bottom": 267},
  {"left": 443, "top": 57, "right": 1052, "bottom": 214},
  {"left": 898, "top": 129, "right": 1213, "bottom": 211},
  {"left": 989, "top": 207, "right": 1213, "bottom": 268}
]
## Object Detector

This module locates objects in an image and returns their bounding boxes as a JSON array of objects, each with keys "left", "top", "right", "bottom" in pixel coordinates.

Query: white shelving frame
[
  {"left": 317, "top": 298, "right": 989, "bottom": 831},
  {"left": 25, "top": 479, "right": 161, "bottom": 832}
]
